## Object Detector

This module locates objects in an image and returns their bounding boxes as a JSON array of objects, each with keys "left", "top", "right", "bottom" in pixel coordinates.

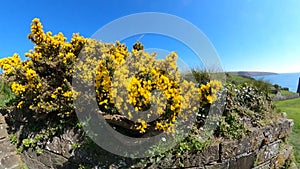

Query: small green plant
[
  {"left": 72, "top": 143, "right": 81, "bottom": 150},
  {"left": 9, "top": 133, "right": 18, "bottom": 144},
  {"left": 217, "top": 112, "right": 245, "bottom": 139},
  {"left": 36, "top": 148, "right": 43, "bottom": 155},
  {"left": 78, "top": 164, "right": 91, "bottom": 169}
]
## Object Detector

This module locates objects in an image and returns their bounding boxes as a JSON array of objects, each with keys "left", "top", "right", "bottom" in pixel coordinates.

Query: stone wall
[
  {"left": 143, "top": 118, "right": 295, "bottom": 169},
  {"left": 272, "top": 92, "right": 299, "bottom": 101},
  {"left": 0, "top": 114, "right": 21, "bottom": 169},
  {"left": 0, "top": 110, "right": 296, "bottom": 169}
]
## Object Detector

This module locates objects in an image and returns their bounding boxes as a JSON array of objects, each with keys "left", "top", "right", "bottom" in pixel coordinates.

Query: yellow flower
[
  {"left": 136, "top": 119, "right": 148, "bottom": 133},
  {"left": 51, "top": 93, "right": 57, "bottom": 99},
  {"left": 36, "top": 83, "right": 42, "bottom": 89},
  {"left": 26, "top": 68, "right": 37, "bottom": 80},
  {"left": 207, "top": 95, "right": 213, "bottom": 104},
  {"left": 17, "top": 101, "right": 24, "bottom": 109},
  {"left": 11, "top": 82, "right": 26, "bottom": 95},
  {"left": 62, "top": 91, "right": 73, "bottom": 98}
]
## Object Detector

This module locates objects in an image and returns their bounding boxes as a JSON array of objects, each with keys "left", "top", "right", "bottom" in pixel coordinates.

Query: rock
[
  {"left": 229, "top": 152, "right": 256, "bottom": 169},
  {"left": 256, "top": 141, "right": 280, "bottom": 165},
  {"left": 221, "top": 138, "right": 250, "bottom": 161},
  {"left": 0, "top": 154, "right": 21, "bottom": 169}
]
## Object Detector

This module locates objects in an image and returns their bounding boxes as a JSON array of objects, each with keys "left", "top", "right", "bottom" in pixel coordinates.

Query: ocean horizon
[{"left": 252, "top": 72, "right": 300, "bottom": 93}]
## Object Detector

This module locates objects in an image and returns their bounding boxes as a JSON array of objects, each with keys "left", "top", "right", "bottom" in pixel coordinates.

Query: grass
[
  {"left": 0, "top": 78, "right": 14, "bottom": 108},
  {"left": 280, "top": 90, "right": 297, "bottom": 95},
  {"left": 226, "top": 73, "right": 254, "bottom": 84},
  {"left": 275, "top": 98, "right": 300, "bottom": 167}
]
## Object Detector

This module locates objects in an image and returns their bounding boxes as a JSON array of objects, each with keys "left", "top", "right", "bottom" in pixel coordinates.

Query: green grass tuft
[{"left": 0, "top": 78, "right": 14, "bottom": 108}]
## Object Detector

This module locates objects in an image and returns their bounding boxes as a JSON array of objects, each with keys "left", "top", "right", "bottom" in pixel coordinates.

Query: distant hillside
[{"left": 228, "top": 71, "right": 278, "bottom": 77}]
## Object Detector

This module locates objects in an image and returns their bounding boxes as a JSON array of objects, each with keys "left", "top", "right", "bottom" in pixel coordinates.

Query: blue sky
[{"left": 1, "top": 0, "right": 300, "bottom": 73}]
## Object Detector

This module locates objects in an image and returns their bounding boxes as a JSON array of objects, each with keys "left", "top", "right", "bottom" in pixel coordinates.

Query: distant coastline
[{"left": 227, "top": 71, "right": 278, "bottom": 77}]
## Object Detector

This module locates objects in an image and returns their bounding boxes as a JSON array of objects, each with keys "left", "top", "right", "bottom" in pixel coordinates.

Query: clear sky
[{"left": 1, "top": 0, "right": 300, "bottom": 73}]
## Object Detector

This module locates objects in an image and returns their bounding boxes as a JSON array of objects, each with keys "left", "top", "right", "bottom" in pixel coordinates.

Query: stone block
[
  {"left": 249, "top": 129, "right": 264, "bottom": 151},
  {"left": 198, "top": 143, "right": 220, "bottom": 164},
  {"left": 252, "top": 161, "right": 270, "bottom": 169},
  {"left": 205, "top": 161, "right": 229, "bottom": 169},
  {"left": 0, "top": 114, "right": 5, "bottom": 124},
  {"left": 262, "top": 123, "right": 281, "bottom": 143},
  {"left": 0, "top": 155, "right": 21, "bottom": 169},
  {"left": 270, "top": 144, "right": 293, "bottom": 169},
  {"left": 22, "top": 149, "right": 67, "bottom": 169},
  {"left": 278, "top": 118, "right": 294, "bottom": 139},
  {"left": 221, "top": 138, "right": 250, "bottom": 161},
  {"left": 256, "top": 141, "right": 280, "bottom": 165},
  {"left": 0, "top": 138, "right": 17, "bottom": 159},
  {"left": 0, "top": 123, "right": 8, "bottom": 139},
  {"left": 228, "top": 152, "right": 256, "bottom": 169}
]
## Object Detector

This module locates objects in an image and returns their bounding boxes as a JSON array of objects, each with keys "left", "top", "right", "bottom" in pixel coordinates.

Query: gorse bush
[
  {"left": 0, "top": 18, "right": 85, "bottom": 120},
  {"left": 0, "top": 18, "right": 222, "bottom": 139}
]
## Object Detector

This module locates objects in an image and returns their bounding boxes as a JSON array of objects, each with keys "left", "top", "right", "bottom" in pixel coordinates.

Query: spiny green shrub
[{"left": 0, "top": 18, "right": 223, "bottom": 152}]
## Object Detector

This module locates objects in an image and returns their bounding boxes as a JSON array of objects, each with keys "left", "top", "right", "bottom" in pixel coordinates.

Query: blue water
[{"left": 252, "top": 73, "right": 300, "bottom": 92}]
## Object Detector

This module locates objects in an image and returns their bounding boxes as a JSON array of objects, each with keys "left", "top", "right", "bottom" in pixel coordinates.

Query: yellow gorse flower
[
  {"left": 25, "top": 68, "right": 37, "bottom": 80},
  {"left": 136, "top": 119, "right": 148, "bottom": 133},
  {"left": 11, "top": 82, "right": 26, "bottom": 95},
  {"left": 0, "top": 18, "right": 223, "bottom": 134}
]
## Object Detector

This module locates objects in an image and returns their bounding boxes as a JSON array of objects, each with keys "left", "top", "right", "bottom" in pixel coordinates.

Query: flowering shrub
[
  {"left": 0, "top": 18, "right": 222, "bottom": 138},
  {"left": 76, "top": 42, "right": 223, "bottom": 133},
  {"left": 0, "top": 18, "right": 85, "bottom": 120}
]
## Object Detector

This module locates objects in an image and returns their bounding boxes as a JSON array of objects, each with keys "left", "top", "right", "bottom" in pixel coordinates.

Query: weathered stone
[
  {"left": 0, "top": 123, "right": 8, "bottom": 139},
  {"left": 45, "top": 136, "right": 64, "bottom": 155},
  {"left": 0, "top": 110, "right": 295, "bottom": 169},
  {"left": 205, "top": 161, "right": 229, "bottom": 169},
  {"left": 0, "top": 154, "right": 21, "bottom": 169},
  {"left": 270, "top": 144, "right": 293, "bottom": 169},
  {"left": 262, "top": 122, "right": 281, "bottom": 143},
  {"left": 0, "top": 114, "right": 5, "bottom": 124},
  {"left": 252, "top": 161, "right": 270, "bottom": 169},
  {"left": 197, "top": 143, "right": 219, "bottom": 164},
  {"left": 229, "top": 152, "right": 256, "bottom": 169},
  {"left": 0, "top": 114, "right": 21, "bottom": 169},
  {"left": 249, "top": 129, "right": 264, "bottom": 151},
  {"left": 22, "top": 149, "right": 68, "bottom": 169},
  {"left": 278, "top": 118, "right": 294, "bottom": 139},
  {"left": 0, "top": 138, "right": 17, "bottom": 159},
  {"left": 256, "top": 141, "right": 280, "bottom": 165},
  {"left": 221, "top": 138, "right": 250, "bottom": 160},
  {"left": 185, "top": 167, "right": 205, "bottom": 169}
]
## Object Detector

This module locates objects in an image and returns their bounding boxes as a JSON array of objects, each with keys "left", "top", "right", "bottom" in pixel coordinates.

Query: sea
[{"left": 252, "top": 73, "right": 300, "bottom": 93}]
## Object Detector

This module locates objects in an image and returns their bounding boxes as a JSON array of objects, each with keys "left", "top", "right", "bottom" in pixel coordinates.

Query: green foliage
[
  {"left": 215, "top": 82, "right": 276, "bottom": 139},
  {"left": 72, "top": 143, "right": 81, "bottom": 150},
  {"left": 140, "top": 125, "right": 212, "bottom": 168},
  {"left": 191, "top": 68, "right": 210, "bottom": 85},
  {"left": 249, "top": 78, "right": 272, "bottom": 93},
  {"left": 9, "top": 133, "right": 18, "bottom": 144},
  {"left": 226, "top": 73, "right": 273, "bottom": 94},
  {"left": 217, "top": 112, "right": 245, "bottom": 139},
  {"left": 0, "top": 78, "right": 14, "bottom": 108},
  {"left": 226, "top": 73, "right": 254, "bottom": 85},
  {"left": 36, "top": 147, "right": 43, "bottom": 155}
]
